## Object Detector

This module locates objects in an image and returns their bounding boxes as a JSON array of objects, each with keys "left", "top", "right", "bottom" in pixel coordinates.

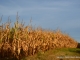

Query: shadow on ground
[{"left": 0, "top": 58, "right": 18, "bottom": 60}]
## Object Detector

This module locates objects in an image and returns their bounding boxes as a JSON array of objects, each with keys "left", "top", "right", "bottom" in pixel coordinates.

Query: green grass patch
[{"left": 22, "top": 48, "right": 80, "bottom": 60}]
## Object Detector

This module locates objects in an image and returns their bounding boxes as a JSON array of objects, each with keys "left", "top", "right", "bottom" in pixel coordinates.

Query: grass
[
  {"left": 0, "top": 13, "right": 79, "bottom": 60},
  {"left": 22, "top": 48, "right": 80, "bottom": 60}
]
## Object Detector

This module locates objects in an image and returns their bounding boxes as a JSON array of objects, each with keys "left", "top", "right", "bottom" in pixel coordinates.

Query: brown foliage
[{"left": 0, "top": 15, "right": 78, "bottom": 60}]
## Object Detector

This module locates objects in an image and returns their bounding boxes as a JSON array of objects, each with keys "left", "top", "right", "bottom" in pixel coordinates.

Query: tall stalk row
[{"left": 0, "top": 14, "right": 78, "bottom": 59}]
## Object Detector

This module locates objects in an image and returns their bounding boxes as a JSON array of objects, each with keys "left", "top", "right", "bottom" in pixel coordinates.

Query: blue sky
[{"left": 0, "top": 0, "right": 80, "bottom": 42}]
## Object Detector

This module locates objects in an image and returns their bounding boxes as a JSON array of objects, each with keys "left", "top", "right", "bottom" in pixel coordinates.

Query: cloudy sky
[{"left": 0, "top": 0, "right": 80, "bottom": 42}]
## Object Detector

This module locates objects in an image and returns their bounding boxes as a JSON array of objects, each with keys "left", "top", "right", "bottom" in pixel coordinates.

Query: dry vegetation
[{"left": 0, "top": 13, "right": 78, "bottom": 60}]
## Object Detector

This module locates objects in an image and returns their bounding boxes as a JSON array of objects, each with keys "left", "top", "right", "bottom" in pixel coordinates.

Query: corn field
[{"left": 0, "top": 14, "right": 78, "bottom": 60}]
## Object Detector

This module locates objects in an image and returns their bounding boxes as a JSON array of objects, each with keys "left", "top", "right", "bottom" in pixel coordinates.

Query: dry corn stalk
[{"left": 0, "top": 14, "right": 78, "bottom": 60}]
